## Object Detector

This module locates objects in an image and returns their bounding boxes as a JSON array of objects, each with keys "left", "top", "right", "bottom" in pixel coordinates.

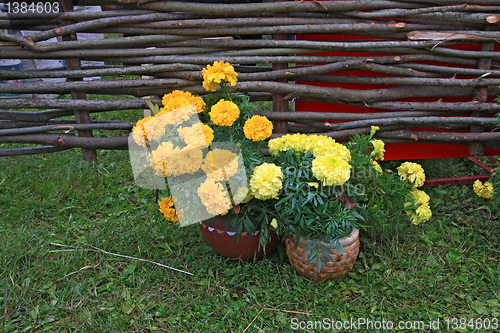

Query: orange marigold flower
[
  {"left": 243, "top": 115, "right": 273, "bottom": 141},
  {"left": 210, "top": 99, "right": 240, "bottom": 126},
  {"left": 158, "top": 196, "right": 180, "bottom": 223},
  {"left": 162, "top": 90, "right": 206, "bottom": 114}
]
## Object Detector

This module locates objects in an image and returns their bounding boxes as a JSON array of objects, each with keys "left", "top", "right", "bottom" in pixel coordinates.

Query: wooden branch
[
  {"left": 376, "top": 129, "right": 500, "bottom": 143},
  {"left": 29, "top": 13, "right": 192, "bottom": 42},
  {"left": 0, "top": 122, "right": 133, "bottom": 137},
  {"left": 270, "top": 127, "right": 373, "bottom": 139},
  {"left": 367, "top": 101, "right": 500, "bottom": 112},
  {"left": 0, "top": 99, "right": 155, "bottom": 111},
  {"left": 0, "top": 133, "right": 129, "bottom": 149},
  {"left": 0, "top": 78, "right": 196, "bottom": 94},
  {"left": 344, "top": 9, "right": 499, "bottom": 24},
  {"left": 0, "top": 33, "right": 200, "bottom": 52},
  {"left": 407, "top": 30, "right": 500, "bottom": 42},
  {"left": 0, "top": 9, "right": 154, "bottom": 20},
  {"left": 137, "top": 1, "right": 421, "bottom": 15},
  {"left": 254, "top": 111, "right": 492, "bottom": 121},
  {"left": 426, "top": 46, "right": 500, "bottom": 60},
  {"left": 306, "top": 116, "right": 498, "bottom": 132},
  {"left": 297, "top": 74, "right": 500, "bottom": 87},
  {"left": 0, "top": 63, "right": 201, "bottom": 80},
  {"left": 234, "top": 81, "right": 476, "bottom": 103},
  {"left": 0, "top": 146, "right": 70, "bottom": 156}
]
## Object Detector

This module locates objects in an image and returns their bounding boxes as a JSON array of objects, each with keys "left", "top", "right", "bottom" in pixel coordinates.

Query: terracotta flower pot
[
  {"left": 199, "top": 214, "right": 280, "bottom": 261},
  {"left": 286, "top": 228, "right": 360, "bottom": 282}
]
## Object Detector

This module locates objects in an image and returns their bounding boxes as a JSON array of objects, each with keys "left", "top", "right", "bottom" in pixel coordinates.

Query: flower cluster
[
  {"left": 133, "top": 59, "right": 432, "bottom": 244},
  {"left": 268, "top": 134, "right": 352, "bottom": 187},
  {"left": 131, "top": 61, "right": 274, "bottom": 226},
  {"left": 397, "top": 162, "right": 431, "bottom": 225},
  {"left": 269, "top": 134, "right": 351, "bottom": 161}
]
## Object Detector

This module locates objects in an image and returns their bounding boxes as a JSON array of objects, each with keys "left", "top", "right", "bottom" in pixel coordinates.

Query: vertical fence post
[
  {"left": 60, "top": 0, "right": 97, "bottom": 162},
  {"left": 272, "top": 0, "right": 289, "bottom": 134},
  {"left": 470, "top": 25, "right": 496, "bottom": 157}
]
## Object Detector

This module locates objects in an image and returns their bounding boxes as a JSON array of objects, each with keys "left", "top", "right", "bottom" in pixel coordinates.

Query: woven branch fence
[{"left": 0, "top": 0, "right": 499, "bottom": 161}]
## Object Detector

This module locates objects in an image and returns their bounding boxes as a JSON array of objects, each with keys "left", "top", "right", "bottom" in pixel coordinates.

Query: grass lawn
[{"left": 1, "top": 138, "right": 499, "bottom": 332}]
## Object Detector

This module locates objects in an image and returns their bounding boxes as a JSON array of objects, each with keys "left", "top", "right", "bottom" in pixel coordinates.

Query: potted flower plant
[
  {"left": 129, "top": 61, "right": 280, "bottom": 260},
  {"left": 264, "top": 127, "right": 432, "bottom": 281},
  {"left": 129, "top": 61, "right": 433, "bottom": 272}
]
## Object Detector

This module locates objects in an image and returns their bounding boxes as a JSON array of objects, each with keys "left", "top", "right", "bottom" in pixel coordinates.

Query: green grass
[{"left": 1, "top": 144, "right": 499, "bottom": 332}]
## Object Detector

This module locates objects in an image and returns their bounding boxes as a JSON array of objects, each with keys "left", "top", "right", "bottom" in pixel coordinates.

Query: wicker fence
[{"left": 1, "top": 0, "right": 499, "bottom": 161}]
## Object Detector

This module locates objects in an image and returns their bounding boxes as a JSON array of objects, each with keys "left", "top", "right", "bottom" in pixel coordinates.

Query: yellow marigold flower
[
  {"left": 397, "top": 162, "right": 426, "bottom": 188},
  {"left": 249, "top": 163, "right": 283, "bottom": 200},
  {"left": 372, "top": 160, "right": 383, "bottom": 173},
  {"left": 202, "top": 61, "right": 238, "bottom": 92},
  {"left": 404, "top": 189, "right": 432, "bottom": 225},
  {"left": 158, "top": 196, "right": 180, "bottom": 223},
  {"left": 473, "top": 180, "right": 495, "bottom": 199},
  {"left": 406, "top": 203, "right": 432, "bottom": 225},
  {"left": 370, "top": 125, "right": 380, "bottom": 136},
  {"left": 243, "top": 115, "right": 273, "bottom": 141},
  {"left": 312, "top": 156, "right": 351, "bottom": 186},
  {"left": 268, "top": 134, "right": 308, "bottom": 156},
  {"left": 268, "top": 136, "right": 284, "bottom": 156},
  {"left": 201, "top": 149, "right": 239, "bottom": 181},
  {"left": 210, "top": 99, "right": 240, "bottom": 126},
  {"left": 178, "top": 123, "right": 214, "bottom": 148},
  {"left": 371, "top": 139, "right": 385, "bottom": 160},
  {"left": 162, "top": 90, "right": 206, "bottom": 114},
  {"left": 197, "top": 178, "right": 232, "bottom": 215},
  {"left": 270, "top": 218, "right": 278, "bottom": 229},
  {"left": 310, "top": 139, "right": 351, "bottom": 162},
  {"left": 268, "top": 134, "right": 351, "bottom": 162}
]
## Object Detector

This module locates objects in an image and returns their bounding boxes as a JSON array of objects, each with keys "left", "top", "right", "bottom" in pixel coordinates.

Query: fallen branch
[
  {"left": 243, "top": 305, "right": 310, "bottom": 333},
  {"left": 49, "top": 242, "right": 194, "bottom": 276},
  {"left": 55, "top": 264, "right": 99, "bottom": 282}
]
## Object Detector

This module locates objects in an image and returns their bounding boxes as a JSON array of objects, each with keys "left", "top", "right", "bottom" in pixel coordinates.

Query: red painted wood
[{"left": 294, "top": 0, "right": 500, "bottom": 161}]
